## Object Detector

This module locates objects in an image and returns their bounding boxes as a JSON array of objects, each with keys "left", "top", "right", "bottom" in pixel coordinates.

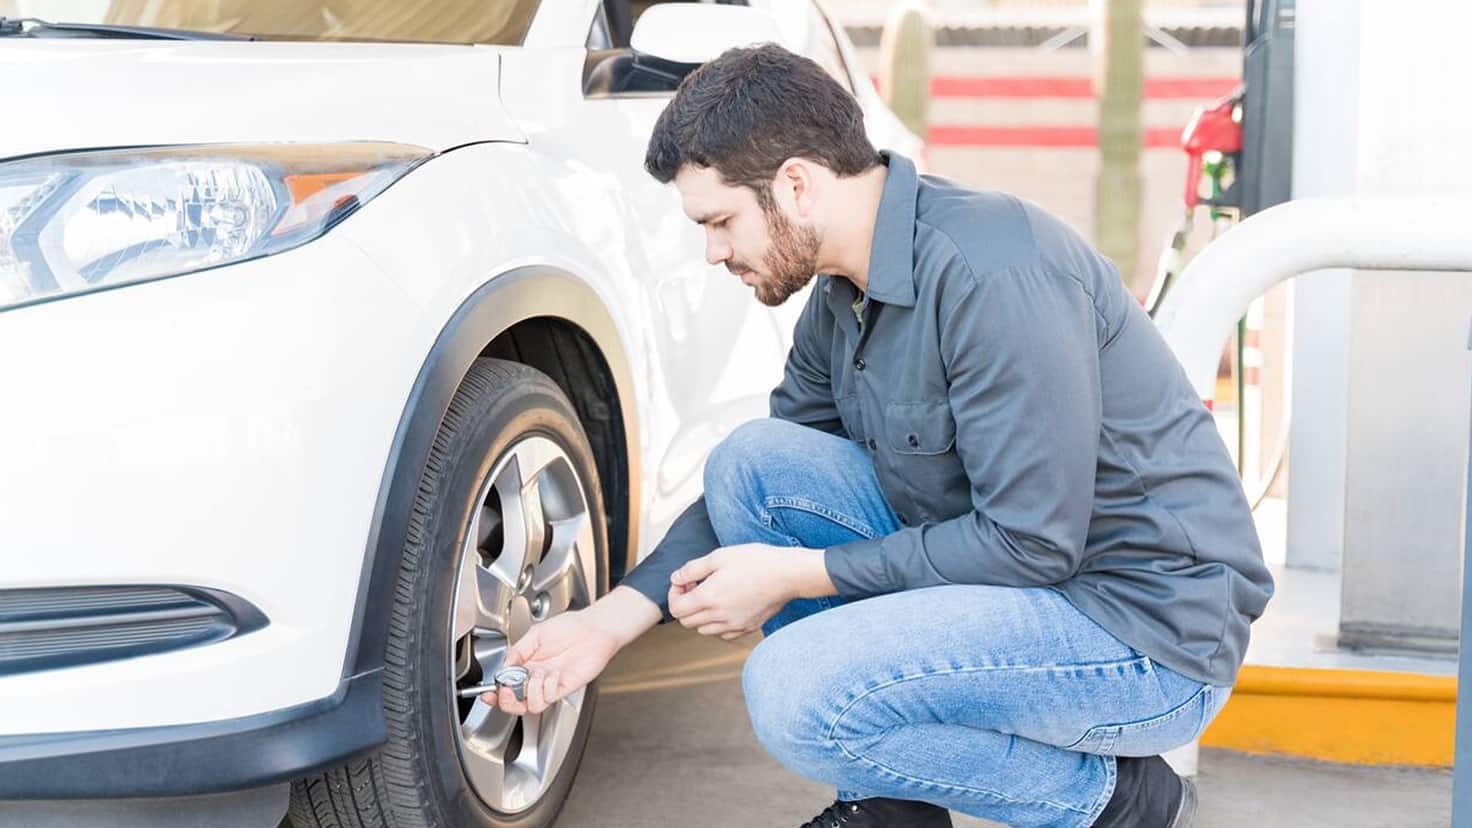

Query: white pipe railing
[
  {"left": 1150, "top": 196, "right": 1472, "bottom": 779},
  {"left": 1154, "top": 196, "right": 1472, "bottom": 399}
]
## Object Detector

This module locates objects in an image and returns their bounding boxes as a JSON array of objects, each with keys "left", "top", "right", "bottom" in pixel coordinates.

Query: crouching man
[{"left": 484, "top": 44, "right": 1273, "bottom": 828}]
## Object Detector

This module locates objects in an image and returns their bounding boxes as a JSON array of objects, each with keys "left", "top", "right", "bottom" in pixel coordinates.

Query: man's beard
[{"left": 740, "top": 202, "right": 821, "bottom": 307}]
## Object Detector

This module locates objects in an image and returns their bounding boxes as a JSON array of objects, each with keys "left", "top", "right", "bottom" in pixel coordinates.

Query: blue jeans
[{"left": 704, "top": 419, "right": 1231, "bottom": 828}]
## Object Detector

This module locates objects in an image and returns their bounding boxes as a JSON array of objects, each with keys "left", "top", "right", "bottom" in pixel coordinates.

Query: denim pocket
[{"left": 1066, "top": 683, "right": 1214, "bottom": 757}]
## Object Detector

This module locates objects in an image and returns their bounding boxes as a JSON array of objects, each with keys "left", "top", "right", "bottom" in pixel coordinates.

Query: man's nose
[{"left": 705, "top": 234, "right": 731, "bottom": 266}]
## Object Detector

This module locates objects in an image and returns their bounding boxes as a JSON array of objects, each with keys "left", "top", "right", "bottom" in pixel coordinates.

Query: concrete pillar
[
  {"left": 1285, "top": 0, "right": 1358, "bottom": 573},
  {"left": 1090, "top": 0, "right": 1144, "bottom": 286},
  {"left": 1335, "top": 1, "right": 1472, "bottom": 652}
]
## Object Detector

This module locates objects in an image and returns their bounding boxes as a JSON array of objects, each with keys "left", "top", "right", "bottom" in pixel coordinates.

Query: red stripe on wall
[
  {"left": 930, "top": 76, "right": 1093, "bottom": 98},
  {"left": 876, "top": 76, "right": 1239, "bottom": 100},
  {"left": 927, "top": 125, "right": 1183, "bottom": 148}
]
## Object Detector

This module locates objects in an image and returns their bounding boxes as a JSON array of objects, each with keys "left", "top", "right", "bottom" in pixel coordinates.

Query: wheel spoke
[
  {"left": 471, "top": 630, "right": 510, "bottom": 678},
  {"left": 460, "top": 700, "right": 517, "bottom": 805},
  {"left": 512, "top": 438, "right": 562, "bottom": 492},
  {"left": 531, "top": 691, "right": 584, "bottom": 780},
  {"left": 489, "top": 459, "right": 547, "bottom": 588},
  {"left": 532, "top": 515, "right": 590, "bottom": 617},
  {"left": 453, "top": 549, "right": 516, "bottom": 640}
]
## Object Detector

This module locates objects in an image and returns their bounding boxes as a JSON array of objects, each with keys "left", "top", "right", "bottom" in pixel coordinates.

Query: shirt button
[
  {"left": 854, "top": 357, "right": 866, "bottom": 371},
  {"left": 907, "top": 434, "right": 920, "bottom": 448},
  {"left": 866, "top": 438, "right": 877, "bottom": 451}
]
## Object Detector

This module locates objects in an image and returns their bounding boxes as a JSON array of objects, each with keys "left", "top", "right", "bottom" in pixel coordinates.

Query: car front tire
[{"left": 290, "top": 358, "right": 608, "bottom": 828}]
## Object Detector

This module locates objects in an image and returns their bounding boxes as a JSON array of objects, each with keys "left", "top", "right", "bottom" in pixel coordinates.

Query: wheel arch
[{"left": 343, "top": 264, "right": 642, "bottom": 682}]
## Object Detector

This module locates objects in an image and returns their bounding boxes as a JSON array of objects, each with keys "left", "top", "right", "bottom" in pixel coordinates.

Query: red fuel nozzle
[{"left": 1181, "top": 88, "right": 1244, "bottom": 209}]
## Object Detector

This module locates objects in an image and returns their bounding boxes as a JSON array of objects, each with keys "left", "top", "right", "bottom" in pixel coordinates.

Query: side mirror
[{"left": 630, "top": 4, "right": 786, "bottom": 65}]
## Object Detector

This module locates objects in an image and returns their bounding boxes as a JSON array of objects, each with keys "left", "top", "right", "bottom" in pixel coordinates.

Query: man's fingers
[
  {"left": 526, "top": 669, "right": 549, "bottom": 714},
  {"left": 677, "top": 608, "right": 722, "bottom": 629},
  {"left": 670, "top": 554, "right": 718, "bottom": 587},
  {"left": 720, "top": 630, "right": 745, "bottom": 641},
  {"left": 542, "top": 669, "right": 561, "bottom": 706},
  {"left": 668, "top": 588, "right": 708, "bottom": 621},
  {"left": 493, "top": 686, "right": 527, "bottom": 715},
  {"left": 696, "top": 621, "right": 737, "bottom": 637}
]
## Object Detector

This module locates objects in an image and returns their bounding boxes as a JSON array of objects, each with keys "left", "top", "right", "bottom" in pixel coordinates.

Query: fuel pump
[{"left": 1148, "top": 0, "right": 1296, "bottom": 509}]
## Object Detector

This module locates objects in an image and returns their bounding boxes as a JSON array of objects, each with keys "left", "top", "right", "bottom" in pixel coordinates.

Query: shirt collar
[{"left": 863, "top": 150, "right": 919, "bottom": 308}]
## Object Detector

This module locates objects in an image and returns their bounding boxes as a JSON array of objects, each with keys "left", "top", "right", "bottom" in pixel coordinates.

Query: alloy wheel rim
[{"left": 447, "top": 435, "right": 597, "bottom": 814}]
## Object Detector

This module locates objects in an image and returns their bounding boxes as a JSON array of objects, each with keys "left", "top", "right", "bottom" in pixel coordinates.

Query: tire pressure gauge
[{"left": 493, "top": 665, "right": 530, "bottom": 701}]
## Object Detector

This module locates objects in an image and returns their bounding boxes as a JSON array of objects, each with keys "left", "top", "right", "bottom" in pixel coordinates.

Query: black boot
[
  {"left": 798, "top": 796, "right": 953, "bottom": 828},
  {"left": 1092, "top": 755, "right": 1197, "bottom": 827}
]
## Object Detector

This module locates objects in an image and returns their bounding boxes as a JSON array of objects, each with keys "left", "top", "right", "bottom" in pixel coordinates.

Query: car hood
[{"left": 0, "top": 40, "right": 525, "bottom": 161}]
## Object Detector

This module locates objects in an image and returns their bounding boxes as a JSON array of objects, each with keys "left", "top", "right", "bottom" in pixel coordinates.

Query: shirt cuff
[
  {"left": 823, "top": 535, "right": 898, "bottom": 598},
  {"left": 615, "top": 565, "right": 675, "bottom": 624}
]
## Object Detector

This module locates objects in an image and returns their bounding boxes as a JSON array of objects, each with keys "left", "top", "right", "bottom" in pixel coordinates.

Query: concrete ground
[{"left": 558, "top": 622, "right": 1452, "bottom": 828}]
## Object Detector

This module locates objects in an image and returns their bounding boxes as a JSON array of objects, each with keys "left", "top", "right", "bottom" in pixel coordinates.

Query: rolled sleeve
[
  {"left": 825, "top": 261, "right": 1102, "bottom": 596},
  {"left": 617, "top": 496, "right": 719, "bottom": 622}
]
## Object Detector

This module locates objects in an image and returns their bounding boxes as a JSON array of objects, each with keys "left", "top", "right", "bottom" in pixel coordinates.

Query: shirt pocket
[{"left": 884, "top": 400, "right": 957, "bottom": 455}]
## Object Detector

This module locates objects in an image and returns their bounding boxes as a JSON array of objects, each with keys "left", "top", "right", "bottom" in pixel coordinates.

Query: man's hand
[
  {"left": 667, "top": 543, "right": 834, "bottom": 640},
  {"left": 482, "top": 586, "right": 659, "bottom": 715}
]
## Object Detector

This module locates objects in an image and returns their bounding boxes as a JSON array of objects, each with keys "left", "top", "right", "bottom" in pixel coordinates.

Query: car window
[
  {"left": 18, "top": 0, "right": 542, "bottom": 44},
  {"left": 588, "top": 2, "right": 616, "bottom": 50},
  {"left": 583, "top": 0, "right": 749, "bottom": 97}
]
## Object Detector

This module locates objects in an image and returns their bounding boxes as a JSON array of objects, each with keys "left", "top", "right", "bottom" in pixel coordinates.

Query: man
[{"left": 484, "top": 44, "right": 1273, "bottom": 828}]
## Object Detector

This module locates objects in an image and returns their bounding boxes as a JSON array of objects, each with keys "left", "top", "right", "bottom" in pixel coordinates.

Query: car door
[{"left": 579, "top": 0, "right": 793, "bottom": 541}]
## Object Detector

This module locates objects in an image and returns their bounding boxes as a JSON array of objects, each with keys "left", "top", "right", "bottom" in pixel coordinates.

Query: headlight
[{"left": 0, "top": 143, "right": 432, "bottom": 311}]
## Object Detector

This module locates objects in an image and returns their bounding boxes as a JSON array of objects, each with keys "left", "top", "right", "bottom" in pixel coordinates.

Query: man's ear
[{"left": 776, "top": 157, "right": 818, "bottom": 219}]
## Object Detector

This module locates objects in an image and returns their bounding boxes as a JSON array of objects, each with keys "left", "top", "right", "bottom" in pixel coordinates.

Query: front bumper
[
  {"left": 0, "top": 233, "right": 427, "bottom": 747},
  {"left": 0, "top": 670, "right": 382, "bottom": 798}
]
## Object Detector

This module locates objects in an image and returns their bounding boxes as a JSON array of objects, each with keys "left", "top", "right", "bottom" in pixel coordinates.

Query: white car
[{"left": 0, "top": 2, "right": 921, "bottom": 826}]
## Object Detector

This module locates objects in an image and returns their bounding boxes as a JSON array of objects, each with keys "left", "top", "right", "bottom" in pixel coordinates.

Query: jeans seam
[
  {"left": 831, "top": 729, "right": 1093, "bottom": 817},
  {"left": 825, "top": 656, "right": 1155, "bottom": 748},
  {"left": 763, "top": 495, "right": 879, "bottom": 540},
  {"left": 1081, "top": 755, "right": 1118, "bottom": 827},
  {"left": 820, "top": 658, "right": 1149, "bottom": 816}
]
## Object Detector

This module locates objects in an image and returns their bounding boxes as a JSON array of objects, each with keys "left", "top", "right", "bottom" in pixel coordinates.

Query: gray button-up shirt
[{"left": 621, "top": 151, "right": 1273, "bottom": 686}]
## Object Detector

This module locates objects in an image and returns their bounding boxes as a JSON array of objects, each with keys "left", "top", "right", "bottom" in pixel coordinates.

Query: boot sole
[{"left": 1170, "top": 776, "right": 1199, "bottom": 828}]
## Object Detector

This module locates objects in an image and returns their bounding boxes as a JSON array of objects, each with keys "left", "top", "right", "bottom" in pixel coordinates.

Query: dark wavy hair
[{"left": 644, "top": 43, "right": 881, "bottom": 210}]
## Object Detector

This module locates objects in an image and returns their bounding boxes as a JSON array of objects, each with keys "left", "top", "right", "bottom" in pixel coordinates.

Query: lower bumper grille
[{"left": 0, "top": 586, "right": 267, "bottom": 675}]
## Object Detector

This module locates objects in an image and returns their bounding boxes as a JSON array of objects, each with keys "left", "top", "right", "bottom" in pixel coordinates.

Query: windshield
[{"left": 3, "top": 0, "right": 542, "bottom": 44}]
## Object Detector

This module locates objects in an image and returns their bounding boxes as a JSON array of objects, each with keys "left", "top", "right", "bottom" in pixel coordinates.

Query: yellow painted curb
[{"left": 1201, "top": 665, "right": 1456, "bottom": 767}]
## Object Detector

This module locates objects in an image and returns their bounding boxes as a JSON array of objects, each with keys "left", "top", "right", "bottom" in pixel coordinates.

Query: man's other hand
[{"left": 667, "top": 543, "right": 830, "bottom": 640}]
